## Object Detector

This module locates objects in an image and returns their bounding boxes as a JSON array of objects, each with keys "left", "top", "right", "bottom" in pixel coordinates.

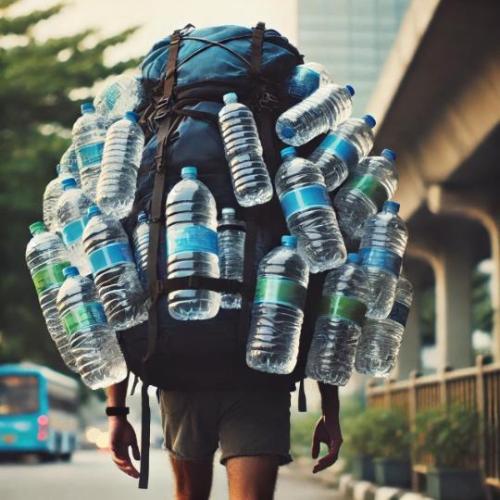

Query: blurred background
[{"left": 0, "top": 0, "right": 499, "bottom": 499}]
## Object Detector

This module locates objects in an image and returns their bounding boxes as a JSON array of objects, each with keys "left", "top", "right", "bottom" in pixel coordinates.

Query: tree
[{"left": 0, "top": 0, "right": 139, "bottom": 370}]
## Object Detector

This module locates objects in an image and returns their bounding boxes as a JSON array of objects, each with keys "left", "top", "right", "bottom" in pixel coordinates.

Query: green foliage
[{"left": 290, "top": 411, "right": 321, "bottom": 458}]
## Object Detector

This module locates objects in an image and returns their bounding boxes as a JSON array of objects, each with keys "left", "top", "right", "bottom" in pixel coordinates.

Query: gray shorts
[{"left": 159, "top": 389, "right": 292, "bottom": 465}]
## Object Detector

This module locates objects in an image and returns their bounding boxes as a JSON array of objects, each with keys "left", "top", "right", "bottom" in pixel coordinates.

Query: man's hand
[{"left": 108, "top": 416, "right": 141, "bottom": 479}]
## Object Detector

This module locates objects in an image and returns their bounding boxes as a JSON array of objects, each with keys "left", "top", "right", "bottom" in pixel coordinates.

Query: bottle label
[
  {"left": 32, "top": 261, "right": 71, "bottom": 295},
  {"left": 254, "top": 276, "right": 307, "bottom": 309},
  {"left": 167, "top": 225, "right": 219, "bottom": 256},
  {"left": 61, "top": 301, "right": 108, "bottom": 336},
  {"left": 359, "top": 247, "right": 402, "bottom": 276},
  {"left": 318, "top": 294, "right": 367, "bottom": 326},
  {"left": 388, "top": 301, "right": 410, "bottom": 327},
  {"left": 280, "top": 184, "right": 331, "bottom": 220},
  {"left": 88, "top": 241, "right": 134, "bottom": 274},
  {"left": 344, "top": 174, "right": 388, "bottom": 210},
  {"left": 317, "top": 134, "right": 359, "bottom": 166},
  {"left": 288, "top": 67, "right": 320, "bottom": 99},
  {"left": 62, "top": 216, "right": 88, "bottom": 246},
  {"left": 77, "top": 142, "right": 104, "bottom": 170}
]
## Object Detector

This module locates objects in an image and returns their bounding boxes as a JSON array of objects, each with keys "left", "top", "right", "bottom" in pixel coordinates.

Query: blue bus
[{"left": 0, "top": 363, "right": 79, "bottom": 460}]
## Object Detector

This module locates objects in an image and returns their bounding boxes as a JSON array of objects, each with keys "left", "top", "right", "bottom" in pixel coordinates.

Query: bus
[{"left": 0, "top": 363, "right": 79, "bottom": 461}]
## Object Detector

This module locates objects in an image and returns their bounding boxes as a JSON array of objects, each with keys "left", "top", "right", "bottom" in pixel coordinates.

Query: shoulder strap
[{"left": 250, "top": 22, "right": 265, "bottom": 77}]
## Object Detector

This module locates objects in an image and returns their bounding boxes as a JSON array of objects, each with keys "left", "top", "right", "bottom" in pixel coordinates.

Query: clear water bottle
[
  {"left": 25, "top": 222, "right": 77, "bottom": 371},
  {"left": 306, "top": 253, "right": 370, "bottom": 386},
  {"left": 308, "top": 114, "right": 376, "bottom": 191},
  {"left": 56, "top": 266, "right": 127, "bottom": 390},
  {"left": 94, "top": 74, "right": 145, "bottom": 125},
  {"left": 56, "top": 177, "right": 92, "bottom": 275},
  {"left": 275, "top": 147, "right": 346, "bottom": 273},
  {"left": 286, "top": 62, "right": 332, "bottom": 100},
  {"left": 96, "top": 111, "right": 145, "bottom": 218},
  {"left": 60, "top": 144, "right": 81, "bottom": 187},
  {"left": 166, "top": 166, "right": 221, "bottom": 320},
  {"left": 82, "top": 205, "right": 147, "bottom": 330},
  {"left": 360, "top": 201, "right": 408, "bottom": 320},
  {"left": 355, "top": 275, "right": 413, "bottom": 377},
  {"left": 132, "top": 211, "right": 150, "bottom": 291},
  {"left": 218, "top": 208, "right": 246, "bottom": 309},
  {"left": 275, "top": 83, "right": 355, "bottom": 146},
  {"left": 43, "top": 164, "right": 71, "bottom": 232},
  {"left": 246, "top": 235, "right": 309, "bottom": 374},
  {"left": 73, "top": 102, "right": 107, "bottom": 200},
  {"left": 218, "top": 92, "right": 273, "bottom": 207},
  {"left": 335, "top": 149, "right": 398, "bottom": 242}
]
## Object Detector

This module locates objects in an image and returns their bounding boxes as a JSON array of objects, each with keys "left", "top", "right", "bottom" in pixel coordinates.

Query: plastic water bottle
[
  {"left": 60, "top": 144, "right": 81, "bottom": 186},
  {"left": 73, "top": 102, "right": 107, "bottom": 200},
  {"left": 96, "top": 112, "right": 145, "bottom": 218},
  {"left": 306, "top": 253, "right": 370, "bottom": 385},
  {"left": 25, "top": 222, "right": 77, "bottom": 371},
  {"left": 275, "top": 147, "right": 346, "bottom": 273},
  {"left": 165, "top": 166, "right": 221, "bottom": 320},
  {"left": 218, "top": 92, "right": 273, "bottom": 207},
  {"left": 82, "top": 205, "right": 147, "bottom": 330},
  {"left": 218, "top": 208, "right": 246, "bottom": 309},
  {"left": 275, "top": 83, "right": 355, "bottom": 146},
  {"left": 56, "top": 266, "right": 127, "bottom": 390},
  {"left": 56, "top": 177, "right": 92, "bottom": 275},
  {"left": 42, "top": 164, "right": 71, "bottom": 232},
  {"left": 308, "top": 115, "right": 376, "bottom": 191},
  {"left": 286, "top": 62, "right": 332, "bottom": 100},
  {"left": 132, "top": 211, "right": 150, "bottom": 291},
  {"left": 360, "top": 201, "right": 408, "bottom": 320},
  {"left": 94, "top": 74, "right": 145, "bottom": 125},
  {"left": 246, "top": 235, "right": 309, "bottom": 374},
  {"left": 355, "top": 275, "right": 413, "bottom": 377},
  {"left": 335, "top": 149, "right": 398, "bottom": 242}
]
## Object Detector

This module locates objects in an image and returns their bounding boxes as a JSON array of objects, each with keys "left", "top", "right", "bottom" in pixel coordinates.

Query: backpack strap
[
  {"left": 250, "top": 22, "right": 265, "bottom": 77},
  {"left": 138, "top": 381, "right": 151, "bottom": 489}
]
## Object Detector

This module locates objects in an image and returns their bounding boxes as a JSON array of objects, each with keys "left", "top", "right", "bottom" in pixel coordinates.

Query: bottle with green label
[
  {"left": 56, "top": 266, "right": 127, "bottom": 390},
  {"left": 334, "top": 149, "right": 398, "bottom": 243},
  {"left": 25, "top": 222, "right": 77, "bottom": 371},
  {"left": 246, "top": 235, "right": 309, "bottom": 375},
  {"left": 306, "top": 253, "right": 370, "bottom": 386}
]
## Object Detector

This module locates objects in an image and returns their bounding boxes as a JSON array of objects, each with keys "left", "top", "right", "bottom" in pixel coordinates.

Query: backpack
[{"left": 118, "top": 23, "right": 325, "bottom": 488}]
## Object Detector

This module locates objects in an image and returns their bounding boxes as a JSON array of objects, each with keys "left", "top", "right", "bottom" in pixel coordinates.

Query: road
[{"left": 0, "top": 450, "right": 343, "bottom": 499}]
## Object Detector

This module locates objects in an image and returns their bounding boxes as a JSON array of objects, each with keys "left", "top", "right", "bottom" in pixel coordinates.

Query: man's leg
[
  {"left": 226, "top": 455, "right": 279, "bottom": 500},
  {"left": 170, "top": 455, "right": 213, "bottom": 500}
]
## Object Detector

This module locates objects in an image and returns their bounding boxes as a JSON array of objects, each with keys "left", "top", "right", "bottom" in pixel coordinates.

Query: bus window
[{"left": 0, "top": 376, "right": 39, "bottom": 415}]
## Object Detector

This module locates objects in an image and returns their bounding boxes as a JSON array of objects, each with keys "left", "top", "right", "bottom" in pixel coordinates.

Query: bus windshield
[{"left": 0, "top": 375, "right": 39, "bottom": 416}]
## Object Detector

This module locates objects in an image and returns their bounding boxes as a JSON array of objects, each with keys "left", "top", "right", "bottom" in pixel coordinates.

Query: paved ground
[{"left": 0, "top": 450, "right": 344, "bottom": 499}]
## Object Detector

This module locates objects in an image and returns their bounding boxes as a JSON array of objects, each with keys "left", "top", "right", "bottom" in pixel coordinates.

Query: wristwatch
[{"left": 105, "top": 406, "right": 130, "bottom": 416}]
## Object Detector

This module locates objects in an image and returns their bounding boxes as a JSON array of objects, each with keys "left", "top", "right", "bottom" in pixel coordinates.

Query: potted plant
[{"left": 414, "top": 406, "right": 483, "bottom": 500}]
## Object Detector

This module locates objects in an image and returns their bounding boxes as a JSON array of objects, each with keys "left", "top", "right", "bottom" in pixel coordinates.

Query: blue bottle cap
[
  {"left": 63, "top": 266, "right": 79, "bottom": 278},
  {"left": 281, "top": 235, "right": 298, "bottom": 248},
  {"left": 181, "top": 166, "right": 198, "bottom": 179},
  {"left": 280, "top": 146, "right": 297, "bottom": 160},
  {"left": 61, "top": 177, "right": 77, "bottom": 190},
  {"left": 87, "top": 204, "right": 102, "bottom": 218},
  {"left": 347, "top": 253, "right": 360, "bottom": 264},
  {"left": 124, "top": 111, "right": 139, "bottom": 122},
  {"left": 81, "top": 102, "right": 95, "bottom": 114},
  {"left": 363, "top": 114, "right": 376, "bottom": 128},
  {"left": 137, "top": 211, "right": 148, "bottom": 223},
  {"left": 384, "top": 200, "right": 400, "bottom": 214},
  {"left": 381, "top": 148, "right": 396, "bottom": 161},
  {"left": 345, "top": 84, "right": 355, "bottom": 96},
  {"left": 223, "top": 92, "right": 238, "bottom": 104}
]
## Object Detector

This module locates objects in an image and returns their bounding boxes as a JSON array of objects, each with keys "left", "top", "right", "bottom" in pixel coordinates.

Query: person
[{"left": 106, "top": 378, "right": 342, "bottom": 500}]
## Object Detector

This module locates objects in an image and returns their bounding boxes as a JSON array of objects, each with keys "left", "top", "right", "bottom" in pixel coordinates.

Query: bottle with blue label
[
  {"left": 355, "top": 275, "right": 413, "bottom": 377},
  {"left": 286, "top": 62, "right": 332, "bottom": 101},
  {"left": 25, "top": 222, "right": 77, "bottom": 371},
  {"left": 59, "top": 144, "right": 81, "bottom": 187},
  {"left": 43, "top": 164, "right": 71, "bottom": 232},
  {"left": 359, "top": 201, "right": 408, "bottom": 319},
  {"left": 82, "top": 205, "right": 147, "bottom": 330},
  {"left": 308, "top": 114, "right": 376, "bottom": 191},
  {"left": 56, "top": 177, "right": 92, "bottom": 275},
  {"left": 56, "top": 266, "right": 127, "bottom": 390},
  {"left": 335, "top": 149, "right": 398, "bottom": 242},
  {"left": 306, "top": 253, "right": 370, "bottom": 386},
  {"left": 275, "top": 83, "right": 354, "bottom": 147},
  {"left": 165, "top": 166, "right": 221, "bottom": 320},
  {"left": 275, "top": 147, "right": 346, "bottom": 273},
  {"left": 73, "top": 102, "right": 107, "bottom": 200},
  {"left": 246, "top": 235, "right": 309, "bottom": 374},
  {"left": 132, "top": 211, "right": 150, "bottom": 291}
]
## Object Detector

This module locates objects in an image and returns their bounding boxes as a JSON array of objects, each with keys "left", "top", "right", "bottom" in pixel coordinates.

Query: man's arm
[
  {"left": 106, "top": 377, "right": 141, "bottom": 479},
  {"left": 311, "top": 382, "right": 343, "bottom": 473}
]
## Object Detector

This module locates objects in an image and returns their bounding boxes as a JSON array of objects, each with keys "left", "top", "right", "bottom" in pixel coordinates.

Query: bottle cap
[
  {"left": 281, "top": 235, "right": 298, "bottom": 248},
  {"left": 384, "top": 200, "right": 400, "bottom": 214},
  {"left": 181, "top": 166, "right": 198, "bottom": 179},
  {"left": 223, "top": 92, "right": 238, "bottom": 104},
  {"left": 87, "top": 204, "right": 102, "bottom": 218},
  {"left": 63, "top": 266, "right": 79, "bottom": 278},
  {"left": 137, "top": 211, "right": 148, "bottom": 223},
  {"left": 345, "top": 84, "right": 355, "bottom": 96},
  {"left": 363, "top": 114, "right": 376, "bottom": 128},
  {"left": 346, "top": 253, "right": 360, "bottom": 264},
  {"left": 124, "top": 111, "right": 139, "bottom": 122},
  {"left": 381, "top": 148, "right": 396, "bottom": 161},
  {"left": 280, "top": 146, "right": 297, "bottom": 160},
  {"left": 61, "top": 177, "right": 77, "bottom": 190},
  {"left": 221, "top": 207, "right": 236, "bottom": 217},
  {"left": 81, "top": 102, "right": 95, "bottom": 114},
  {"left": 29, "top": 221, "right": 47, "bottom": 236},
  {"left": 280, "top": 126, "right": 296, "bottom": 140}
]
